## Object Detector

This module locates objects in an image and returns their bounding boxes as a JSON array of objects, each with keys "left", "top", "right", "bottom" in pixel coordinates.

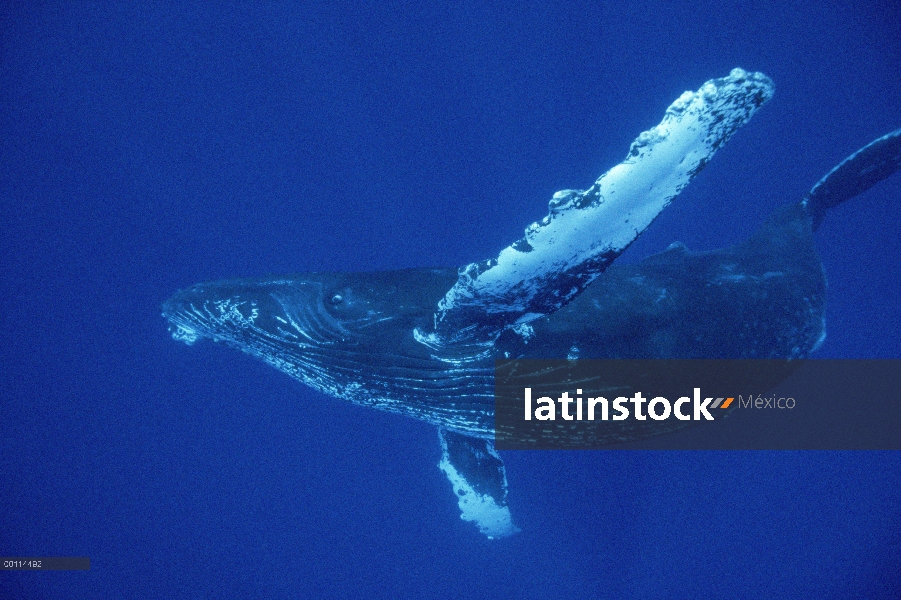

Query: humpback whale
[{"left": 162, "top": 69, "right": 901, "bottom": 538}]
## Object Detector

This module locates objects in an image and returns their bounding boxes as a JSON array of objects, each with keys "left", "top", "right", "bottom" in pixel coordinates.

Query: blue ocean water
[{"left": 2, "top": 2, "right": 899, "bottom": 598}]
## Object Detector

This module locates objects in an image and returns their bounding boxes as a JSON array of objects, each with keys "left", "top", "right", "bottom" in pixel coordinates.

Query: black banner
[
  {"left": 494, "top": 359, "right": 901, "bottom": 449},
  {"left": 1, "top": 557, "right": 90, "bottom": 570}
]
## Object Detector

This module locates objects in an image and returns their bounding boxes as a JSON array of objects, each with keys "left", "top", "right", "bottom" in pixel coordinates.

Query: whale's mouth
[
  {"left": 161, "top": 275, "right": 495, "bottom": 420},
  {"left": 161, "top": 278, "right": 349, "bottom": 349}
]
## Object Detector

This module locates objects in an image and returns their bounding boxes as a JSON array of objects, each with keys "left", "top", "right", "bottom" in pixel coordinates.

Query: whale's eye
[{"left": 330, "top": 294, "right": 343, "bottom": 305}]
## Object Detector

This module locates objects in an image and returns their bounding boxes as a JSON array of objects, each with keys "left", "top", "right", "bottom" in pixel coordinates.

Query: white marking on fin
[
  {"left": 429, "top": 68, "right": 774, "bottom": 345},
  {"left": 438, "top": 454, "right": 519, "bottom": 540}
]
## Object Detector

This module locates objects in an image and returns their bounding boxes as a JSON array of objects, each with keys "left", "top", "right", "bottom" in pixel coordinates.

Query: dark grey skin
[{"left": 162, "top": 126, "right": 900, "bottom": 536}]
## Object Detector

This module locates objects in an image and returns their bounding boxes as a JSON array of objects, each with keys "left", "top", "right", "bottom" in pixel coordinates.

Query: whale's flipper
[
  {"left": 805, "top": 128, "right": 901, "bottom": 229},
  {"left": 437, "top": 428, "right": 519, "bottom": 539},
  {"left": 423, "top": 69, "right": 775, "bottom": 347}
]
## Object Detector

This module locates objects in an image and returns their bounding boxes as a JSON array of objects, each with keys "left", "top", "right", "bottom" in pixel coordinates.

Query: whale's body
[
  {"left": 163, "top": 70, "right": 900, "bottom": 538},
  {"left": 162, "top": 203, "right": 823, "bottom": 438}
]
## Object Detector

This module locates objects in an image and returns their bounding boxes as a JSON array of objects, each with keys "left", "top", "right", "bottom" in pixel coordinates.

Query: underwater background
[{"left": 2, "top": 1, "right": 900, "bottom": 598}]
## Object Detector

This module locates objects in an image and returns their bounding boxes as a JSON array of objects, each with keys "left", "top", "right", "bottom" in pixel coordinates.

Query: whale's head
[{"left": 161, "top": 268, "right": 480, "bottom": 404}]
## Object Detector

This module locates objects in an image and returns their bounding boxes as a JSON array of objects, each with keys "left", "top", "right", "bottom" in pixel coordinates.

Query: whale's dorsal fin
[
  {"left": 805, "top": 127, "right": 901, "bottom": 230},
  {"left": 437, "top": 428, "right": 519, "bottom": 539},
  {"left": 422, "top": 69, "right": 775, "bottom": 347}
]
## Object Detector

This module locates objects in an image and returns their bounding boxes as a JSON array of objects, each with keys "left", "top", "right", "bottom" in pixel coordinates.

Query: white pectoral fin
[
  {"left": 428, "top": 68, "right": 775, "bottom": 345},
  {"left": 437, "top": 428, "right": 520, "bottom": 539}
]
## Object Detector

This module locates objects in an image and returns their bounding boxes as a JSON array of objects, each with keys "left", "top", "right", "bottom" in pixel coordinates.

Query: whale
[{"left": 162, "top": 69, "right": 901, "bottom": 538}]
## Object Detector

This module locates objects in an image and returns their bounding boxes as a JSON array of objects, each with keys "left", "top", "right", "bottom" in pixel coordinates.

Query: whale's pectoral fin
[
  {"left": 419, "top": 69, "right": 775, "bottom": 348},
  {"left": 805, "top": 127, "right": 901, "bottom": 230},
  {"left": 437, "top": 427, "right": 520, "bottom": 539}
]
